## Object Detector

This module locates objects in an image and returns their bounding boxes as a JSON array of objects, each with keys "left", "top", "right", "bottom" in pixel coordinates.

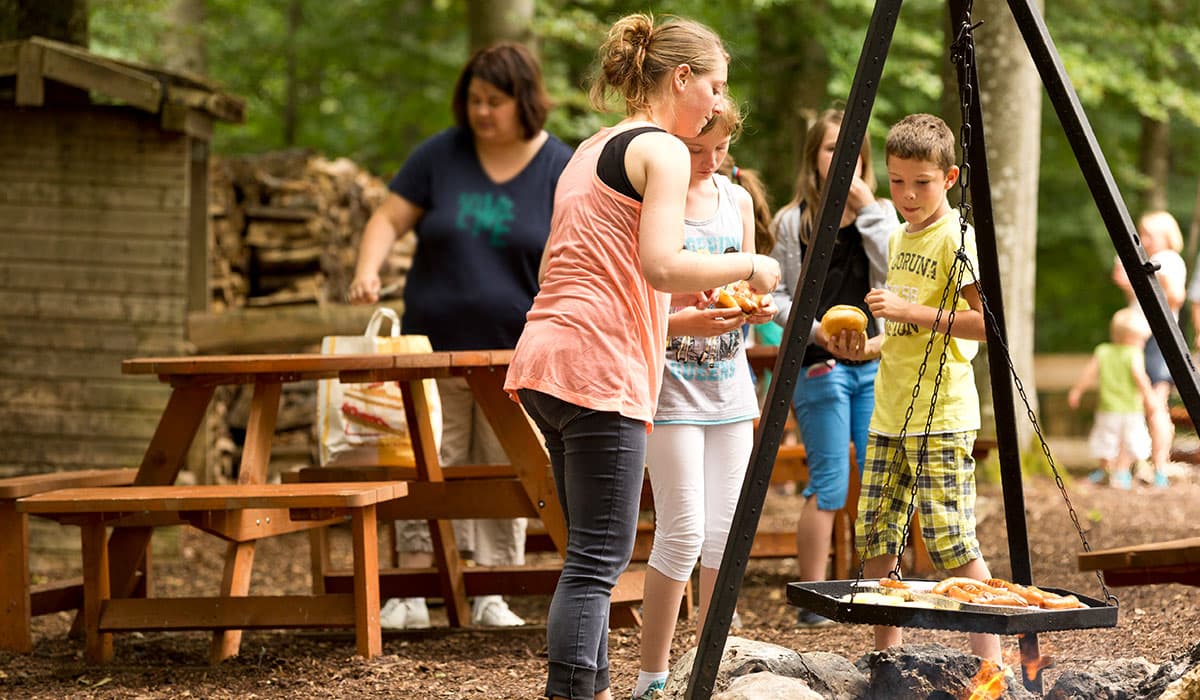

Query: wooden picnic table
[
  {"left": 103, "top": 350, "right": 620, "bottom": 662},
  {"left": 1077, "top": 536, "right": 1200, "bottom": 587}
]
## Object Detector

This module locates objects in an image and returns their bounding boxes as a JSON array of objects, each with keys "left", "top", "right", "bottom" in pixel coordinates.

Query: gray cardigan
[{"left": 769, "top": 199, "right": 897, "bottom": 342}]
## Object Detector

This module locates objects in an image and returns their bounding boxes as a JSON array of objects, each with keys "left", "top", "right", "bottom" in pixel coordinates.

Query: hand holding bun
[{"left": 820, "top": 304, "right": 868, "bottom": 337}]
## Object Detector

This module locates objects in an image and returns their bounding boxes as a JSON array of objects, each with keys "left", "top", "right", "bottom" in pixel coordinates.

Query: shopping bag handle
[{"left": 364, "top": 307, "right": 401, "bottom": 338}]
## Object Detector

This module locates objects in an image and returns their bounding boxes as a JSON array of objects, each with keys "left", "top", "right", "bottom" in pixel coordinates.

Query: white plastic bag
[{"left": 316, "top": 307, "right": 442, "bottom": 467}]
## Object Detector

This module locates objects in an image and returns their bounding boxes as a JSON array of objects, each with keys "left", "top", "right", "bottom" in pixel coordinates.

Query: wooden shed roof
[{"left": 0, "top": 36, "right": 245, "bottom": 140}]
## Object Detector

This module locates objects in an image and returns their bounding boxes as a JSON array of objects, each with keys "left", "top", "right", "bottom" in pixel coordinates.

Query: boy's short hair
[
  {"left": 886, "top": 113, "right": 957, "bottom": 172},
  {"left": 1111, "top": 307, "right": 1151, "bottom": 342}
]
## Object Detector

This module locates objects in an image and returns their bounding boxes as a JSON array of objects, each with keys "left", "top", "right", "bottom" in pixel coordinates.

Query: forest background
[{"left": 10, "top": 0, "right": 1200, "bottom": 359}]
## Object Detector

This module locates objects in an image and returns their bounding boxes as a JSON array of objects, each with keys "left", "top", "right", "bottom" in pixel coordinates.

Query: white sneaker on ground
[
  {"left": 472, "top": 595, "right": 525, "bottom": 627},
  {"left": 379, "top": 597, "right": 431, "bottom": 630}
]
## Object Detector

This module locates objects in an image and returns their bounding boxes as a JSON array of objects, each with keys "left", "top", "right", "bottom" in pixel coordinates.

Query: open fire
[{"left": 965, "top": 659, "right": 1006, "bottom": 700}]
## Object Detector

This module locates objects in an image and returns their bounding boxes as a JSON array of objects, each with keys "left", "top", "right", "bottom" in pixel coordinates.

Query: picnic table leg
[
  {"left": 401, "top": 379, "right": 471, "bottom": 627},
  {"left": 0, "top": 500, "right": 31, "bottom": 653},
  {"left": 107, "top": 385, "right": 214, "bottom": 600},
  {"left": 210, "top": 379, "right": 280, "bottom": 663},
  {"left": 464, "top": 369, "right": 565, "bottom": 554},
  {"left": 80, "top": 516, "right": 113, "bottom": 664},
  {"left": 352, "top": 504, "right": 381, "bottom": 657}
]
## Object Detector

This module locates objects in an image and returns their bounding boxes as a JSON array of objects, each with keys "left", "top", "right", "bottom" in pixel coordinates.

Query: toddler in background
[{"left": 1067, "top": 307, "right": 1155, "bottom": 489}]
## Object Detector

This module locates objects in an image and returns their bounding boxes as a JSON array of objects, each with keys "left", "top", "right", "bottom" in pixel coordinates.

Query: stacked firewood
[
  {"left": 208, "top": 150, "right": 414, "bottom": 311},
  {"left": 204, "top": 151, "right": 415, "bottom": 483}
]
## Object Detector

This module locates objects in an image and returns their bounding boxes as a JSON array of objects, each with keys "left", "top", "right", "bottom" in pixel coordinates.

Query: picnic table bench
[
  {"left": 19, "top": 482, "right": 404, "bottom": 663},
  {"left": 1077, "top": 536, "right": 1200, "bottom": 587},
  {"left": 0, "top": 468, "right": 140, "bottom": 653}
]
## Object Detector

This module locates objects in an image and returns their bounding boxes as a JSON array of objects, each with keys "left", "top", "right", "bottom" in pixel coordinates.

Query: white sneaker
[
  {"left": 472, "top": 595, "right": 525, "bottom": 627},
  {"left": 379, "top": 597, "right": 431, "bottom": 630}
]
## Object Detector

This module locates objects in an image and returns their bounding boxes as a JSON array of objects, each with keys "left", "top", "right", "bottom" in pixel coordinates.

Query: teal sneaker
[
  {"left": 632, "top": 679, "right": 666, "bottom": 700},
  {"left": 1112, "top": 470, "right": 1133, "bottom": 490},
  {"left": 1154, "top": 471, "right": 1169, "bottom": 488}
]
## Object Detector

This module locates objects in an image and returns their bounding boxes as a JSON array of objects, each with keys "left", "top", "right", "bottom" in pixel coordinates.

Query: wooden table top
[
  {"left": 18, "top": 482, "right": 408, "bottom": 513},
  {"left": 122, "top": 350, "right": 516, "bottom": 384}
]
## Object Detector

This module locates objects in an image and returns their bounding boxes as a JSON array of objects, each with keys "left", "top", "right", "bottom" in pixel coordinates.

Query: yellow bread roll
[{"left": 820, "top": 304, "right": 869, "bottom": 337}]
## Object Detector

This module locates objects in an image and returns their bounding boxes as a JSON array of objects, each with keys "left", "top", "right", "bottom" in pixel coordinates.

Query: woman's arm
[
  {"left": 348, "top": 194, "right": 425, "bottom": 304},
  {"left": 629, "top": 132, "right": 779, "bottom": 294},
  {"left": 857, "top": 199, "right": 897, "bottom": 291}
]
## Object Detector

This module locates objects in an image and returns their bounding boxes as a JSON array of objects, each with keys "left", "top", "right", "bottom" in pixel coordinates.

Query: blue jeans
[
  {"left": 517, "top": 390, "right": 645, "bottom": 700},
  {"left": 791, "top": 360, "right": 878, "bottom": 510}
]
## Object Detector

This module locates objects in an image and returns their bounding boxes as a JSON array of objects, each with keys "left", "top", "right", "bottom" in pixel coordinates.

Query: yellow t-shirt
[{"left": 871, "top": 211, "right": 981, "bottom": 436}]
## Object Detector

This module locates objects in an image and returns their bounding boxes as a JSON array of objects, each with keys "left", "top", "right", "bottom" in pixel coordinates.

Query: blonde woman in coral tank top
[{"left": 503, "top": 13, "right": 779, "bottom": 700}]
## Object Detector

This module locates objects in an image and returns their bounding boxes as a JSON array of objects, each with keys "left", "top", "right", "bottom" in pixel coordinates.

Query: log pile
[
  {"left": 204, "top": 150, "right": 413, "bottom": 483},
  {"left": 208, "top": 149, "right": 414, "bottom": 311}
]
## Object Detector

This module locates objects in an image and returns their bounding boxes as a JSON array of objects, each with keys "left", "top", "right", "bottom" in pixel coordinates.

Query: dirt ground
[{"left": 3, "top": 462, "right": 1199, "bottom": 699}]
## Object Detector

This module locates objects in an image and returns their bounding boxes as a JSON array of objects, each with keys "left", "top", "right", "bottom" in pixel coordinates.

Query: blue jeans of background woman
[
  {"left": 517, "top": 389, "right": 645, "bottom": 700},
  {"left": 792, "top": 360, "right": 878, "bottom": 510}
]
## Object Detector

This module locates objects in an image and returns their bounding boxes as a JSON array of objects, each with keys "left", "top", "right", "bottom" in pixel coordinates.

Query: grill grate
[{"left": 788, "top": 580, "right": 1118, "bottom": 635}]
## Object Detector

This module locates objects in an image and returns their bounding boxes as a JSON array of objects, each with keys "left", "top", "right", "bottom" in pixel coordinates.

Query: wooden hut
[{"left": 0, "top": 37, "right": 245, "bottom": 477}]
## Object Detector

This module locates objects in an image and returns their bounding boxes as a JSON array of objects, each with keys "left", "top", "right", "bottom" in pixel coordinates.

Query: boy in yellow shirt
[{"left": 836, "top": 113, "right": 1000, "bottom": 661}]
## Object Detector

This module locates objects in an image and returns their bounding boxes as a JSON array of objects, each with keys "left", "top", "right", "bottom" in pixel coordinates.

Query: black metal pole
[
  {"left": 1007, "top": 0, "right": 1200, "bottom": 426},
  {"left": 683, "top": 2, "right": 904, "bottom": 698},
  {"left": 948, "top": 1, "right": 1041, "bottom": 691}
]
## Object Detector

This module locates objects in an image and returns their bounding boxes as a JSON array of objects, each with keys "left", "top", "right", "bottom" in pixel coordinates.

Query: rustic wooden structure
[{"left": 0, "top": 36, "right": 245, "bottom": 477}]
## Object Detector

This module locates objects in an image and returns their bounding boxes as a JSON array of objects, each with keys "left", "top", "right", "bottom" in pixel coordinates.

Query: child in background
[
  {"left": 768, "top": 108, "right": 896, "bottom": 627},
  {"left": 841, "top": 113, "right": 1000, "bottom": 661},
  {"left": 632, "top": 100, "right": 777, "bottom": 700},
  {"left": 1067, "top": 307, "right": 1155, "bottom": 489}
]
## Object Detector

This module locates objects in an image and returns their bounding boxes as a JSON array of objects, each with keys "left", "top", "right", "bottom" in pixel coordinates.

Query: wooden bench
[
  {"left": 0, "top": 468, "right": 140, "bottom": 653},
  {"left": 285, "top": 466, "right": 654, "bottom": 627},
  {"left": 18, "top": 482, "right": 405, "bottom": 663},
  {"left": 1077, "top": 536, "right": 1200, "bottom": 588}
]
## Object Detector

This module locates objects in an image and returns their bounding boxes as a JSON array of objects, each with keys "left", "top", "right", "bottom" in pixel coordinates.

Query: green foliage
[{"left": 81, "top": 1, "right": 1200, "bottom": 351}]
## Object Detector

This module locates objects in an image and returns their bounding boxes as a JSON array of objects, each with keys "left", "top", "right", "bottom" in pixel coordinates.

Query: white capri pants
[
  {"left": 644, "top": 421, "right": 753, "bottom": 582},
  {"left": 396, "top": 376, "right": 527, "bottom": 566}
]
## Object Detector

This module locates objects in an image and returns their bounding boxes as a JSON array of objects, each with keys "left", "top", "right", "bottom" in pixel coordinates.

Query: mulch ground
[{"left": 4, "top": 463, "right": 1198, "bottom": 699}]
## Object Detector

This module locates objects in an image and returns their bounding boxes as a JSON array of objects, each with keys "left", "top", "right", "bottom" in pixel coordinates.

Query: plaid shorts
[{"left": 855, "top": 430, "right": 981, "bottom": 570}]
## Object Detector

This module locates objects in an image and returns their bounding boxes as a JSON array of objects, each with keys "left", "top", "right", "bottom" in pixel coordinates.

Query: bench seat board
[
  {"left": 18, "top": 483, "right": 406, "bottom": 513},
  {"left": 0, "top": 468, "right": 138, "bottom": 499}
]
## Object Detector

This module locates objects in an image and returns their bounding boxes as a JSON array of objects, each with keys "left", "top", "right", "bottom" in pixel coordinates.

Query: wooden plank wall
[{"left": 0, "top": 105, "right": 189, "bottom": 476}]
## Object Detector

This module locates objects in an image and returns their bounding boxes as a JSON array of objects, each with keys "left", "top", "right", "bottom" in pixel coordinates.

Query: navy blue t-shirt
[{"left": 390, "top": 127, "right": 573, "bottom": 350}]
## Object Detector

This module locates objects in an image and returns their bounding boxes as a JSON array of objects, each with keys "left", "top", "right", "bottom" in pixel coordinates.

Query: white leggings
[{"left": 644, "top": 421, "right": 753, "bottom": 582}]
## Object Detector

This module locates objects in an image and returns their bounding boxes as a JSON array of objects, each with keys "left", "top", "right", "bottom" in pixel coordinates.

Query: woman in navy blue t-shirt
[{"left": 349, "top": 42, "right": 573, "bottom": 631}]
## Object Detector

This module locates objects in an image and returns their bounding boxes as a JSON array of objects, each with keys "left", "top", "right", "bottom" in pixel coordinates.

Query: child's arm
[
  {"left": 865, "top": 282, "right": 987, "bottom": 341},
  {"left": 666, "top": 307, "right": 745, "bottom": 338},
  {"left": 1067, "top": 354, "right": 1100, "bottom": 409},
  {"left": 1130, "top": 352, "right": 1157, "bottom": 414}
]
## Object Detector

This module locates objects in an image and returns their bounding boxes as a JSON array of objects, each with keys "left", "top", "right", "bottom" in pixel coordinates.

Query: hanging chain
[{"left": 949, "top": 0, "right": 1114, "bottom": 605}]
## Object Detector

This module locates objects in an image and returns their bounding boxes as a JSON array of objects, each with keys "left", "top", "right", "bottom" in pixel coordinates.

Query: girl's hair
[
  {"left": 791, "top": 108, "right": 876, "bottom": 245},
  {"left": 452, "top": 42, "right": 551, "bottom": 140},
  {"left": 589, "top": 13, "right": 727, "bottom": 115},
  {"left": 1139, "top": 210, "right": 1183, "bottom": 253},
  {"left": 722, "top": 156, "right": 775, "bottom": 255}
]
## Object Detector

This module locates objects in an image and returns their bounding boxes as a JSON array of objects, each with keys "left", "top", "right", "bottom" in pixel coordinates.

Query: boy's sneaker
[
  {"left": 796, "top": 607, "right": 835, "bottom": 628},
  {"left": 632, "top": 679, "right": 666, "bottom": 700},
  {"left": 379, "top": 597, "right": 431, "bottom": 630},
  {"left": 1154, "top": 471, "right": 1170, "bottom": 488},
  {"left": 1111, "top": 470, "right": 1133, "bottom": 490},
  {"left": 472, "top": 595, "right": 525, "bottom": 627}
]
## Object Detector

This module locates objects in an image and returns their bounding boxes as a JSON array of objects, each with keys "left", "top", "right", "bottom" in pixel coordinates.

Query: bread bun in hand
[
  {"left": 820, "top": 304, "right": 868, "bottom": 337},
  {"left": 716, "top": 280, "right": 765, "bottom": 314}
]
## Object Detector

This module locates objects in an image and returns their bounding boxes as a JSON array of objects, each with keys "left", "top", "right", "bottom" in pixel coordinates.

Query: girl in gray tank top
[{"left": 634, "top": 102, "right": 779, "bottom": 699}]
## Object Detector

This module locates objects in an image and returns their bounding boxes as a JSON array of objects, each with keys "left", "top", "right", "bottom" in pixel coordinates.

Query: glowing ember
[{"left": 965, "top": 659, "right": 1006, "bottom": 700}]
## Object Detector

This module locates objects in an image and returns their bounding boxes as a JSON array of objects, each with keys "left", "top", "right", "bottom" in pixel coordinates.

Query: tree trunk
[
  {"left": 466, "top": 0, "right": 533, "bottom": 52},
  {"left": 161, "top": 0, "right": 207, "bottom": 76},
  {"left": 971, "top": 0, "right": 1044, "bottom": 451},
  {"left": 0, "top": 0, "right": 87, "bottom": 44},
  {"left": 282, "top": 0, "right": 302, "bottom": 147},
  {"left": 1138, "top": 115, "right": 1170, "bottom": 213}
]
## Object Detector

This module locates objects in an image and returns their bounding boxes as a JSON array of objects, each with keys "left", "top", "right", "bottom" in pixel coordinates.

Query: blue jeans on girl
[{"left": 792, "top": 359, "right": 878, "bottom": 510}]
